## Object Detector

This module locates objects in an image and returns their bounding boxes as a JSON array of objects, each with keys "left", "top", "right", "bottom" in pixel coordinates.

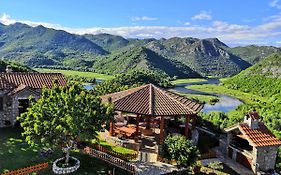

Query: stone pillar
[{"left": 160, "top": 116, "right": 164, "bottom": 144}]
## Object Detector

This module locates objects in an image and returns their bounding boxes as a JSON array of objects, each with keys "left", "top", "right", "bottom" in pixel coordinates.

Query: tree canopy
[
  {"left": 162, "top": 135, "right": 198, "bottom": 169},
  {"left": 19, "top": 82, "right": 113, "bottom": 149}
]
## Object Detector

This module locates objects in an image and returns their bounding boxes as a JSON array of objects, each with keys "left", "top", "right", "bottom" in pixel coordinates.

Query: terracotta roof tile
[
  {"left": 101, "top": 84, "right": 203, "bottom": 116},
  {"left": 239, "top": 123, "right": 281, "bottom": 147},
  {"left": 0, "top": 72, "right": 67, "bottom": 89}
]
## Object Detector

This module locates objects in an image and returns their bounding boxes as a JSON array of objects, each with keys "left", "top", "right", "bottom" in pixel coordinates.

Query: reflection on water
[{"left": 172, "top": 78, "right": 243, "bottom": 113}]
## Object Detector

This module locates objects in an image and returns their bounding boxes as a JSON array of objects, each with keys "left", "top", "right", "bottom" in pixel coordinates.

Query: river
[{"left": 171, "top": 78, "right": 243, "bottom": 113}]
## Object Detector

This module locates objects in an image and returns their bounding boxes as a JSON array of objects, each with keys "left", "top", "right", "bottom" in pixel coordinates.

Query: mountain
[
  {"left": 1, "top": 22, "right": 281, "bottom": 78},
  {"left": 223, "top": 53, "right": 281, "bottom": 97},
  {"left": 0, "top": 23, "right": 108, "bottom": 67},
  {"left": 227, "top": 45, "right": 281, "bottom": 64},
  {"left": 145, "top": 37, "right": 251, "bottom": 77},
  {"left": 93, "top": 46, "right": 201, "bottom": 78},
  {"left": 84, "top": 33, "right": 129, "bottom": 52}
]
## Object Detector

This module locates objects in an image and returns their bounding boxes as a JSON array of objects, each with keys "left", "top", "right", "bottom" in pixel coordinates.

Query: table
[{"left": 115, "top": 126, "right": 136, "bottom": 138}]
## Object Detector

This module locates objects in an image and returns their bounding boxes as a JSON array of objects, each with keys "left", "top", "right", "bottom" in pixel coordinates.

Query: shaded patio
[{"left": 101, "top": 83, "right": 203, "bottom": 151}]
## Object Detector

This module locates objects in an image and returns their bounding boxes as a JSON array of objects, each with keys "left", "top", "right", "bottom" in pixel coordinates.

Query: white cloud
[
  {"left": 270, "top": 0, "right": 281, "bottom": 9},
  {"left": 131, "top": 16, "right": 158, "bottom": 21},
  {"left": 183, "top": 22, "right": 191, "bottom": 25},
  {"left": 191, "top": 11, "right": 212, "bottom": 21},
  {"left": 1, "top": 13, "right": 281, "bottom": 46}
]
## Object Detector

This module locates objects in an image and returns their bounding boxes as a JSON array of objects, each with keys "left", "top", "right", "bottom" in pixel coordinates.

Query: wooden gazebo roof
[{"left": 101, "top": 84, "right": 204, "bottom": 116}]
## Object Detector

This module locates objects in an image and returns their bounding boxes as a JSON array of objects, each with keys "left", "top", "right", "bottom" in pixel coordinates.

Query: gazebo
[{"left": 101, "top": 83, "right": 203, "bottom": 144}]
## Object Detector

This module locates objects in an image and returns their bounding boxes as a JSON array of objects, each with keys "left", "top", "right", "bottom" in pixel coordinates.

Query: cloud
[
  {"left": 1, "top": 13, "right": 281, "bottom": 46},
  {"left": 131, "top": 16, "right": 158, "bottom": 21},
  {"left": 191, "top": 11, "right": 212, "bottom": 20},
  {"left": 183, "top": 22, "right": 191, "bottom": 26},
  {"left": 270, "top": 0, "right": 281, "bottom": 9}
]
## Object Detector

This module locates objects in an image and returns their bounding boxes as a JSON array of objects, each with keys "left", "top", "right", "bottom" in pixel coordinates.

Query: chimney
[
  {"left": 244, "top": 111, "right": 260, "bottom": 129},
  {"left": 6, "top": 65, "right": 12, "bottom": 73}
]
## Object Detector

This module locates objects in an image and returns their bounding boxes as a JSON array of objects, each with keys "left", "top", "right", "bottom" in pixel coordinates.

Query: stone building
[
  {"left": 223, "top": 112, "right": 281, "bottom": 174},
  {"left": 0, "top": 69, "right": 67, "bottom": 127}
]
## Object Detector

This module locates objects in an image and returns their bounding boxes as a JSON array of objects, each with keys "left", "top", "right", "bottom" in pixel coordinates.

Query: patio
[{"left": 101, "top": 84, "right": 204, "bottom": 153}]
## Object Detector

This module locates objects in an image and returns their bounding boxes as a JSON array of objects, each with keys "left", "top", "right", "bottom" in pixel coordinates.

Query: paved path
[{"left": 132, "top": 161, "right": 177, "bottom": 175}]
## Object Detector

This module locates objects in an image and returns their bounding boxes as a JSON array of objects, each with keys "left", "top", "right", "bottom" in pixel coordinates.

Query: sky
[{"left": 0, "top": 0, "right": 281, "bottom": 46}]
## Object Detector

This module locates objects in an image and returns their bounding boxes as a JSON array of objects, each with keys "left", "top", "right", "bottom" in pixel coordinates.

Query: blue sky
[{"left": 0, "top": 0, "right": 281, "bottom": 46}]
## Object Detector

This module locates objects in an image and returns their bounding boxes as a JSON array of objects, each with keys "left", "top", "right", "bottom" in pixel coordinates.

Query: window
[{"left": 0, "top": 97, "right": 3, "bottom": 111}]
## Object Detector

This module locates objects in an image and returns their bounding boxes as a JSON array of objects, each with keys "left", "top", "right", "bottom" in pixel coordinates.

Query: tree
[
  {"left": 18, "top": 82, "right": 113, "bottom": 165},
  {"left": 162, "top": 135, "right": 199, "bottom": 169}
]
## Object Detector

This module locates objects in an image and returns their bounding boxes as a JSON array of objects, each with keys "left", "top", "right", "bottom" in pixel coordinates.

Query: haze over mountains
[{"left": 0, "top": 22, "right": 280, "bottom": 78}]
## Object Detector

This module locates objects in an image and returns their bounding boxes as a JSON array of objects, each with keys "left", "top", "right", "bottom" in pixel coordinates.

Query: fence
[
  {"left": 84, "top": 147, "right": 136, "bottom": 175},
  {"left": 0, "top": 162, "right": 48, "bottom": 175},
  {"left": 93, "top": 144, "right": 138, "bottom": 161}
]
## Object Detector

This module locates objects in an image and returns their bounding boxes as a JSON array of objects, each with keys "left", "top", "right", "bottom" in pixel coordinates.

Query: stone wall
[
  {"left": 253, "top": 146, "right": 279, "bottom": 173},
  {"left": 0, "top": 89, "right": 40, "bottom": 127}
]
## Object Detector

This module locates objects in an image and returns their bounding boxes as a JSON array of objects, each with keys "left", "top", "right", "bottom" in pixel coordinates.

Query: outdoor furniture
[{"left": 115, "top": 126, "right": 136, "bottom": 138}]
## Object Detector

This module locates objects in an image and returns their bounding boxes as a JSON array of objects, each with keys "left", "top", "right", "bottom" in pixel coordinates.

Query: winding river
[{"left": 171, "top": 78, "right": 243, "bottom": 113}]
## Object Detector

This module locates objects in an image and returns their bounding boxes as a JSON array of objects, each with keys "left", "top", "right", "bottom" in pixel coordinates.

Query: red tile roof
[
  {"left": 101, "top": 84, "right": 203, "bottom": 116},
  {"left": 0, "top": 72, "right": 67, "bottom": 90},
  {"left": 239, "top": 123, "right": 281, "bottom": 147}
]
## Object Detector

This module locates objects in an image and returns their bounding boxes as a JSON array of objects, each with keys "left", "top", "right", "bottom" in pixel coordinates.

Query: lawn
[
  {"left": 35, "top": 68, "right": 114, "bottom": 80},
  {"left": 0, "top": 128, "right": 131, "bottom": 175},
  {"left": 98, "top": 140, "right": 136, "bottom": 155},
  {"left": 171, "top": 78, "right": 207, "bottom": 85},
  {"left": 187, "top": 84, "right": 269, "bottom": 105}
]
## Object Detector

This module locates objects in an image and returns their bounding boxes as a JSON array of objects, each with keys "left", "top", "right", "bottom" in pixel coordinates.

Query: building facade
[
  {"left": 223, "top": 112, "right": 281, "bottom": 174},
  {"left": 0, "top": 69, "right": 67, "bottom": 127}
]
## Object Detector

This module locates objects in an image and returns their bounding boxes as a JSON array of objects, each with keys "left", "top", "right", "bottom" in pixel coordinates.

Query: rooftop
[
  {"left": 101, "top": 83, "right": 203, "bottom": 116},
  {"left": 0, "top": 72, "right": 67, "bottom": 90}
]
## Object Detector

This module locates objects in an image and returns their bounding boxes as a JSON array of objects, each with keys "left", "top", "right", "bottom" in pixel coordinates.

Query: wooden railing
[
  {"left": 84, "top": 147, "right": 136, "bottom": 175},
  {"left": 93, "top": 144, "right": 138, "bottom": 161},
  {"left": 0, "top": 162, "right": 48, "bottom": 175}
]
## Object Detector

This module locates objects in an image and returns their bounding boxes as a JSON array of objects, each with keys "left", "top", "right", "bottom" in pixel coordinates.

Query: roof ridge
[{"left": 149, "top": 84, "right": 154, "bottom": 115}]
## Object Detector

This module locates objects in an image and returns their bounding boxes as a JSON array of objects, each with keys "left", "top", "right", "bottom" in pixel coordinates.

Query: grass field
[
  {"left": 35, "top": 68, "right": 114, "bottom": 80},
  {"left": 187, "top": 84, "right": 268, "bottom": 104},
  {"left": 170, "top": 90, "right": 219, "bottom": 104},
  {"left": 171, "top": 78, "right": 207, "bottom": 85},
  {"left": 0, "top": 128, "right": 130, "bottom": 175}
]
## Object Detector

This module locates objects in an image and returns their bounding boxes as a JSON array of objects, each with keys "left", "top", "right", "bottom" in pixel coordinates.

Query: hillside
[
  {"left": 1, "top": 22, "right": 281, "bottom": 78},
  {"left": 223, "top": 53, "right": 281, "bottom": 98},
  {"left": 145, "top": 37, "right": 251, "bottom": 77},
  {"left": 227, "top": 45, "right": 281, "bottom": 64},
  {"left": 0, "top": 60, "right": 33, "bottom": 72},
  {"left": 0, "top": 23, "right": 108, "bottom": 67},
  {"left": 93, "top": 46, "right": 201, "bottom": 78}
]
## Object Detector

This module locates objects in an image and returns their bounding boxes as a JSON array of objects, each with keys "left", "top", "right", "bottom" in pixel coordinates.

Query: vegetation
[
  {"left": 35, "top": 68, "right": 114, "bottom": 80},
  {"left": 93, "top": 70, "right": 173, "bottom": 96},
  {"left": 171, "top": 78, "right": 207, "bottom": 85},
  {"left": 97, "top": 140, "right": 136, "bottom": 155},
  {"left": 93, "top": 46, "right": 201, "bottom": 78},
  {"left": 3, "top": 23, "right": 280, "bottom": 77},
  {"left": 19, "top": 82, "right": 113, "bottom": 166},
  {"left": 162, "top": 135, "right": 198, "bottom": 169},
  {"left": 0, "top": 128, "right": 129, "bottom": 175},
  {"left": 170, "top": 90, "right": 219, "bottom": 104},
  {"left": 190, "top": 54, "right": 281, "bottom": 171},
  {"left": 0, "top": 60, "right": 33, "bottom": 72}
]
